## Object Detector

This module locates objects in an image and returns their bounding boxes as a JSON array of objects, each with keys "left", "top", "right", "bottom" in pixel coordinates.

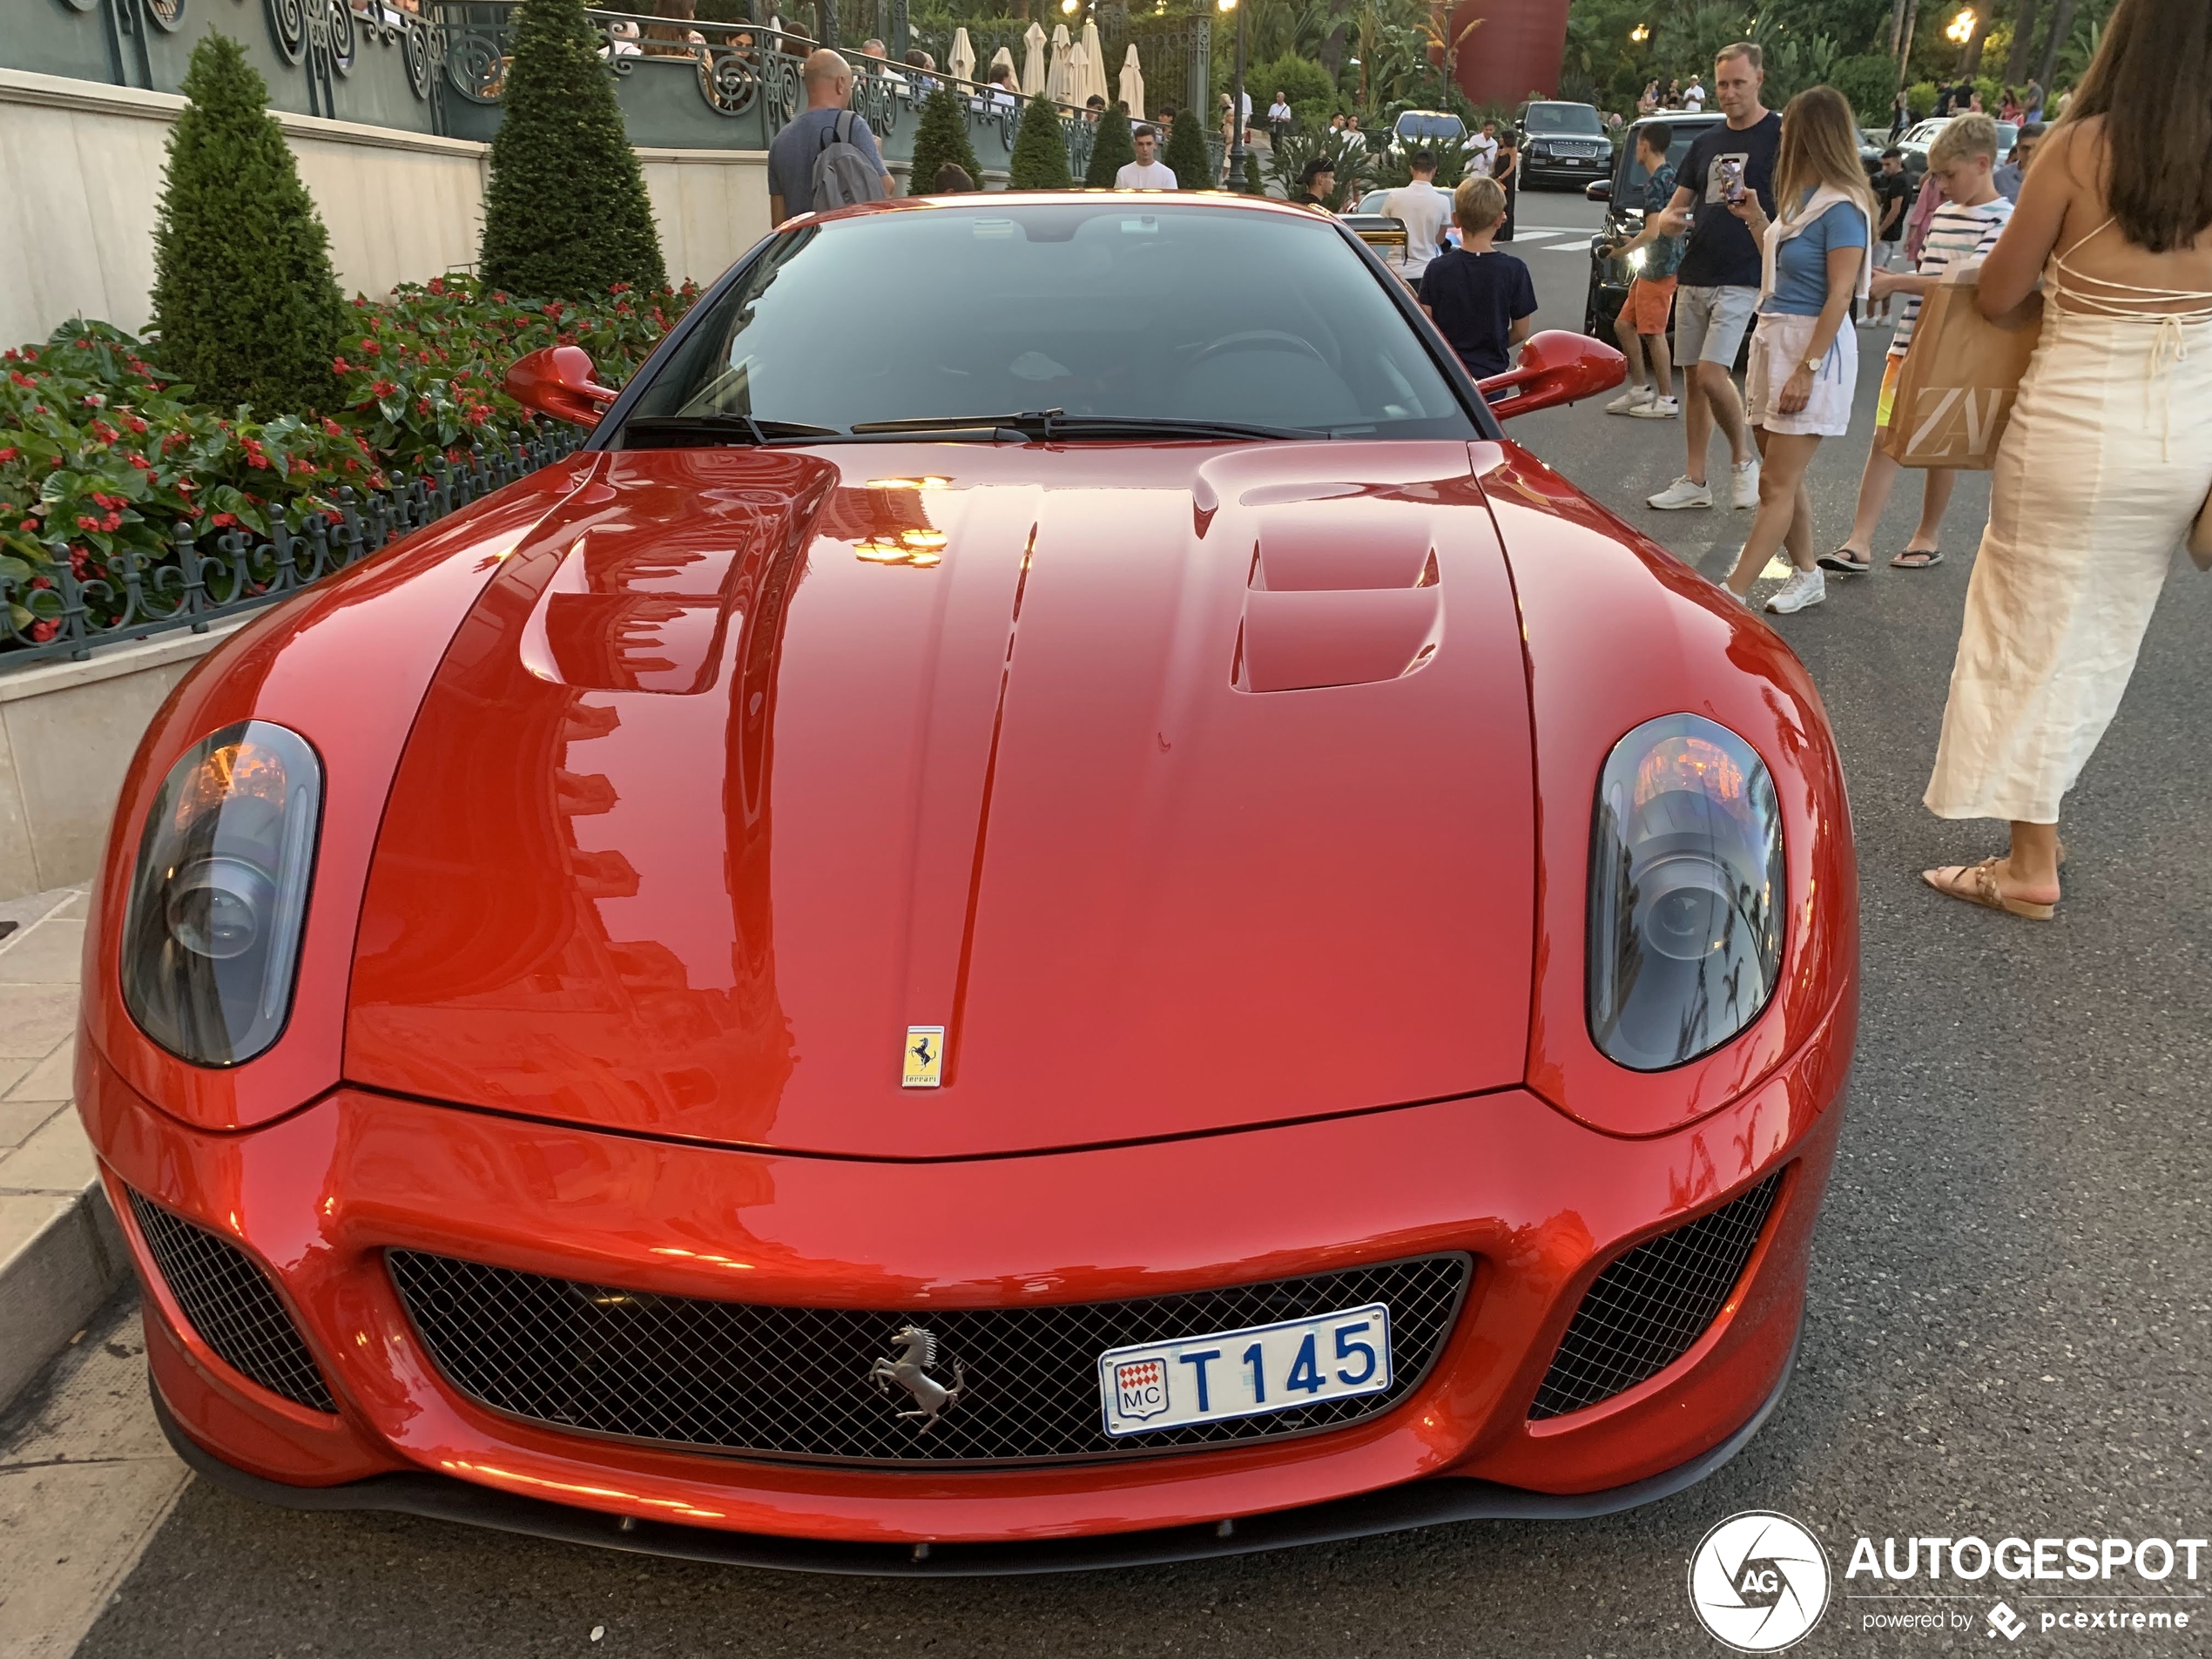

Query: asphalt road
[{"left": 51, "top": 190, "right": 2212, "bottom": 1657}]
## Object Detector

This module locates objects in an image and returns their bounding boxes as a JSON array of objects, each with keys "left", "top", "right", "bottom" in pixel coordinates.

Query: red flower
[
  {"left": 16, "top": 521, "right": 33, "bottom": 532},
  {"left": 371, "top": 378, "right": 396, "bottom": 397},
  {"left": 9, "top": 372, "right": 34, "bottom": 388},
  {"left": 353, "top": 296, "right": 368, "bottom": 307},
  {"left": 127, "top": 455, "right": 153, "bottom": 471},
  {"left": 77, "top": 515, "right": 100, "bottom": 531},
  {"left": 333, "top": 357, "right": 353, "bottom": 374},
  {"left": 361, "top": 340, "right": 381, "bottom": 356},
  {"left": 212, "top": 511, "right": 238, "bottom": 528},
  {"left": 28, "top": 620, "right": 57, "bottom": 643},
  {"left": 415, "top": 398, "right": 433, "bottom": 416},
  {"left": 125, "top": 415, "right": 149, "bottom": 435},
  {"left": 0, "top": 448, "right": 15, "bottom": 463},
  {"left": 90, "top": 420, "right": 118, "bottom": 444},
  {"left": 30, "top": 576, "right": 51, "bottom": 590},
  {"left": 321, "top": 416, "right": 344, "bottom": 437},
  {"left": 102, "top": 512, "right": 122, "bottom": 531}
]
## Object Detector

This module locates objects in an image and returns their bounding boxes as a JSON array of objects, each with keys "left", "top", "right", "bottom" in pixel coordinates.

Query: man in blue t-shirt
[
  {"left": 1643, "top": 44, "right": 1782, "bottom": 514},
  {"left": 768, "top": 50, "right": 896, "bottom": 224},
  {"left": 1419, "top": 174, "right": 1535, "bottom": 381}
]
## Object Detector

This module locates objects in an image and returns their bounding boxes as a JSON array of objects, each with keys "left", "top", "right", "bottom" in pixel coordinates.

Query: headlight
[
  {"left": 1587, "top": 714, "right": 1784, "bottom": 1070},
  {"left": 120, "top": 721, "right": 322, "bottom": 1066}
]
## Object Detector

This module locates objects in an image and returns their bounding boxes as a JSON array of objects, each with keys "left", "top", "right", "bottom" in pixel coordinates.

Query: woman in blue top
[{"left": 1717, "top": 86, "right": 1874, "bottom": 615}]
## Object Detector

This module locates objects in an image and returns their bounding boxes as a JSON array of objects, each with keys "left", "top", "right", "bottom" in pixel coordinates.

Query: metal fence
[{"left": 1, "top": 421, "right": 583, "bottom": 670}]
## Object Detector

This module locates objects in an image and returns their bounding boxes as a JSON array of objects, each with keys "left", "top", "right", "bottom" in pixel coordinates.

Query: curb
[{"left": 0, "top": 1177, "right": 131, "bottom": 1409}]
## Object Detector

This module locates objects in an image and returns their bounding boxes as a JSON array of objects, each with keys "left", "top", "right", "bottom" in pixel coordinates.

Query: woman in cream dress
[{"left": 1922, "top": 0, "right": 2212, "bottom": 920}]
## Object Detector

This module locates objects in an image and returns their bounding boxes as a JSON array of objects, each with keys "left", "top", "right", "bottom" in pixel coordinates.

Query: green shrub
[
  {"left": 1008, "top": 91, "right": 1074, "bottom": 189},
  {"left": 148, "top": 35, "right": 347, "bottom": 418},
  {"left": 1906, "top": 79, "right": 1938, "bottom": 118},
  {"left": 1251, "top": 52, "right": 1335, "bottom": 127},
  {"left": 480, "top": 0, "right": 667, "bottom": 300},
  {"left": 1085, "top": 102, "right": 1136, "bottom": 187},
  {"left": 909, "top": 87, "right": 984, "bottom": 193},
  {"left": 1163, "top": 108, "right": 1212, "bottom": 189},
  {"left": 1831, "top": 53, "right": 1900, "bottom": 125}
]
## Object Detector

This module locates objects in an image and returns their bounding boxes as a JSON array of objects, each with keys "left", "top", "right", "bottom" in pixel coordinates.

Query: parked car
[
  {"left": 1514, "top": 99, "right": 1614, "bottom": 188},
  {"left": 1387, "top": 108, "right": 1467, "bottom": 158},
  {"left": 1884, "top": 116, "right": 2020, "bottom": 183},
  {"left": 93, "top": 192, "right": 1855, "bottom": 1575},
  {"left": 1582, "top": 111, "right": 1723, "bottom": 348}
]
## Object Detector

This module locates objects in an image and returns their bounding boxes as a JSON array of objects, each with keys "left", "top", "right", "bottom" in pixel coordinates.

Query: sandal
[
  {"left": 1890, "top": 547, "right": 1943, "bottom": 569},
  {"left": 1817, "top": 547, "right": 1871, "bottom": 574},
  {"left": 1923, "top": 856, "right": 2056, "bottom": 921}
]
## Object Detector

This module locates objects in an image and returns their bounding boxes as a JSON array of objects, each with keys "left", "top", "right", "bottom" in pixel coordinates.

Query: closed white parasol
[
  {"left": 948, "top": 26, "right": 974, "bottom": 86},
  {"left": 1117, "top": 43, "right": 1143, "bottom": 119},
  {"left": 1077, "top": 17, "right": 1109, "bottom": 105},
  {"left": 1047, "top": 23, "right": 1072, "bottom": 104},
  {"left": 1021, "top": 20, "right": 1046, "bottom": 96}
]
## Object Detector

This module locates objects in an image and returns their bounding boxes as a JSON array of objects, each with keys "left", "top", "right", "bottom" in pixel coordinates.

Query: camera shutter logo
[{"left": 1687, "top": 1511, "right": 1832, "bottom": 1652}]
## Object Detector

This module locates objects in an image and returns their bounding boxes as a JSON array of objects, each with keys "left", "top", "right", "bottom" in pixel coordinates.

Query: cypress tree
[
  {"left": 1163, "top": 108, "right": 1211, "bottom": 190},
  {"left": 148, "top": 33, "right": 347, "bottom": 414},
  {"left": 1084, "top": 101, "right": 1136, "bottom": 187},
  {"left": 480, "top": 0, "right": 668, "bottom": 300},
  {"left": 1008, "top": 91, "right": 1073, "bottom": 190},
  {"left": 909, "top": 87, "right": 984, "bottom": 195}
]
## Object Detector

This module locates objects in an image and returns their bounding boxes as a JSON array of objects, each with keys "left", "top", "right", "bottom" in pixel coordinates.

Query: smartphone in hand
[{"left": 1718, "top": 156, "right": 1745, "bottom": 203}]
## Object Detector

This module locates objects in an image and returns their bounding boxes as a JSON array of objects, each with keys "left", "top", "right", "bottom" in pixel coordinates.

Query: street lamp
[
  {"left": 1629, "top": 22, "right": 1649, "bottom": 43},
  {"left": 1218, "top": 0, "right": 1249, "bottom": 193},
  {"left": 1945, "top": 7, "right": 1976, "bottom": 44}
]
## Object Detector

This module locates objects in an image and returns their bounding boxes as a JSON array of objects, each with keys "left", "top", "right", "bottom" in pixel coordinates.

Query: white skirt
[
  {"left": 1744, "top": 311, "right": 1858, "bottom": 437},
  {"left": 1925, "top": 309, "right": 2212, "bottom": 823}
]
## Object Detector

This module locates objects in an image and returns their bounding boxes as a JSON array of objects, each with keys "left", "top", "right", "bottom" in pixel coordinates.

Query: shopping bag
[{"left": 1882, "top": 273, "right": 2044, "bottom": 471}]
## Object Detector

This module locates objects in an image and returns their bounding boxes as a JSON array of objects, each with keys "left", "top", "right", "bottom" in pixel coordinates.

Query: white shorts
[
  {"left": 1674, "top": 283, "right": 1760, "bottom": 367},
  {"left": 1745, "top": 310, "right": 1858, "bottom": 438}
]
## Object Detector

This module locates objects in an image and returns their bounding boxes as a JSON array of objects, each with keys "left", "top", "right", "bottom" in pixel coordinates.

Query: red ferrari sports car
[{"left": 79, "top": 193, "right": 1856, "bottom": 1573}]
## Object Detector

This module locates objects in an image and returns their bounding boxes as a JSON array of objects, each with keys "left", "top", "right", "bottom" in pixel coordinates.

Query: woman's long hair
[
  {"left": 2060, "top": 0, "right": 2212, "bottom": 252},
  {"left": 1774, "top": 86, "right": 1875, "bottom": 223}
]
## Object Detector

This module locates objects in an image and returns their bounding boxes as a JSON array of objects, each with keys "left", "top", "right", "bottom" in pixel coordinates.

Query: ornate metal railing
[{"left": 0, "top": 421, "right": 583, "bottom": 669}]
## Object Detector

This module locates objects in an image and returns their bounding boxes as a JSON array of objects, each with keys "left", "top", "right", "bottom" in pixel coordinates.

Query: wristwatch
[{"left": 1800, "top": 357, "right": 1824, "bottom": 374}]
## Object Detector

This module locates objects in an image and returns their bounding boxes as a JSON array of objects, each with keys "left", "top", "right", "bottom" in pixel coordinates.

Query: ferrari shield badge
[{"left": 902, "top": 1025, "right": 945, "bottom": 1088}]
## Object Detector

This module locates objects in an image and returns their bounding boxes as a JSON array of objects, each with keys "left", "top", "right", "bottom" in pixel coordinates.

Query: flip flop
[
  {"left": 1817, "top": 548, "right": 1871, "bottom": 574},
  {"left": 1890, "top": 547, "right": 1943, "bottom": 569},
  {"left": 1923, "top": 856, "right": 2056, "bottom": 921}
]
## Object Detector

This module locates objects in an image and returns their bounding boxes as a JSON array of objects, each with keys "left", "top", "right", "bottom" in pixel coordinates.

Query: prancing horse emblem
[{"left": 868, "top": 1325, "right": 966, "bottom": 1431}]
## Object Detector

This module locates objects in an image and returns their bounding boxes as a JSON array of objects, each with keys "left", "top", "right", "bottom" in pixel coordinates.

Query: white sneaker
[
  {"left": 1731, "top": 456, "right": 1762, "bottom": 509},
  {"left": 1607, "top": 386, "right": 1655, "bottom": 415},
  {"left": 1630, "top": 396, "right": 1680, "bottom": 419},
  {"left": 1765, "top": 568, "right": 1826, "bottom": 614},
  {"left": 1648, "top": 475, "right": 1713, "bottom": 510}
]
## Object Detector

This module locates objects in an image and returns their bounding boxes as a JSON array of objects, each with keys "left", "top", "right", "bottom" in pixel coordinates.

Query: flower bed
[{"left": 0, "top": 273, "right": 697, "bottom": 648}]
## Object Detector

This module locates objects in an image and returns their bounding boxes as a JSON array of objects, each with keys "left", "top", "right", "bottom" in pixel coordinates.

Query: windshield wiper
[
  {"left": 847, "top": 409, "right": 1321, "bottom": 442},
  {"left": 620, "top": 414, "right": 841, "bottom": 447}
]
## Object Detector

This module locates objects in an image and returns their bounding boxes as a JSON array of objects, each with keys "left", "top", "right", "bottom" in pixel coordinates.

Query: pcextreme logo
[{"left": 1689, "top": 1511, "right": 1834, "bottom": 1652}]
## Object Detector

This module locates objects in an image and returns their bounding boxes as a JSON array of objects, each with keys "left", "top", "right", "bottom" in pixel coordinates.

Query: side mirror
[
  {"left": 1584, "top": 179, "right": 1613, "bottom": 201},
  {"left": 1476, "top": 329, "right": 1626, "bottom": 421},
  {"left": 503, "top": 345, "right": 619, "bottom": 428}
]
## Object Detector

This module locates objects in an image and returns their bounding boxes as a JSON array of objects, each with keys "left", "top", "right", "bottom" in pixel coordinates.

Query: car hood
[{"left": 343, "top": 441, "right": 1534, "bottom": 1157}]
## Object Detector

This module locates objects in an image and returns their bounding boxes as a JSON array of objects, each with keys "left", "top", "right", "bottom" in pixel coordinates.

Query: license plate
[{"left": 1097, "top": 1303, "right": 1393, "bottom": 1436}]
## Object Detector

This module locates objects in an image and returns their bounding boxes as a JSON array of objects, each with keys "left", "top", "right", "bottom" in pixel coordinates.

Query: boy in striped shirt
[{"left": 1821, "top": 114, "right": 2015, "bottom": 573}]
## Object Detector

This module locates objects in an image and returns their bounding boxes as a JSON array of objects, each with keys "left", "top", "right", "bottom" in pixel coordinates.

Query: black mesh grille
[
  {"left": 1528, "top": 1170, "right": 1783, "bottom": 1420},
  {"left": 126, "top": 1190, "right": 335, "bottom": 1413},
  {"left": 388, "top": 1251, "right": 1471, "bottom": 1466}
]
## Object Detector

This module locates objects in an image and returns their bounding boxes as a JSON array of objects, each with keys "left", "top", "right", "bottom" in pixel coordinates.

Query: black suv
[
  {"left": 1581, "top": 111, "right": 1722, "bottom": 347},
  {"left": 1514, "top": 100, "right": 1613, "bottom": 187}
]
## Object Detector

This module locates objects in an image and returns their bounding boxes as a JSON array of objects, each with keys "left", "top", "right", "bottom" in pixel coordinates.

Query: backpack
[{"left": 811, "top": 111, "right": 886, "bottom": 210}]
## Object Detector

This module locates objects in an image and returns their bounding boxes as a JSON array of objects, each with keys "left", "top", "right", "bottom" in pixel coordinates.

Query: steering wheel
[{"left": 1188, "top": 330, "right": 1332, "bottom": 368}]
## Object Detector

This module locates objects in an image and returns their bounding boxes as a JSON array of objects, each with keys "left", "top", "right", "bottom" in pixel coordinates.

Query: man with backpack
[{"left": 768, "top": 49, "right": 895, "bottom": 224}]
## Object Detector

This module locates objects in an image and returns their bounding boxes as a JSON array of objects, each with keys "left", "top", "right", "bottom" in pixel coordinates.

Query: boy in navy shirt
[{"left": 1418, "top": 174, "right": 1536, "bottom": 379}]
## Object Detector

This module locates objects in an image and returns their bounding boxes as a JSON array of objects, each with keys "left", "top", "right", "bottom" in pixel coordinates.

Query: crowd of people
[{"left": 1592, "top": 5, "right": 2210, "bottom": 923}]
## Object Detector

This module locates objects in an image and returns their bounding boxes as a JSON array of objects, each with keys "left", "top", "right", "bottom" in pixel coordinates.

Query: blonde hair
[
  {"left": 1453, "top": 173, "right": 1506, "bottom": 232},
  {"left": 1716, "top": 41, "right": 1763, "bottom": 73},
  {"left": 1774, "top": 85, "right": 1874, "bottom": 222},
  {"left": 1929, "top": 111, "right": 2001, "bottom": 166}
]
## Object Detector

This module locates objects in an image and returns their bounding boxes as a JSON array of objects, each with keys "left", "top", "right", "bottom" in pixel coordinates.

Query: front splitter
[{"left": 152, "top": 1315, "right": 1800, "bottom": 1576}]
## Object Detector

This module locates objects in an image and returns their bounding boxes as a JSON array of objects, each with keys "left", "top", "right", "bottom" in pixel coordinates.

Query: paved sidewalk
[{"left": 0, "top": 883, "right": 95, "bottom": 1222}]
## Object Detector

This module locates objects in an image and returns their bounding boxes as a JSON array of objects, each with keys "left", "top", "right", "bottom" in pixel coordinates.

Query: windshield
[
  {"left": 623, "top": 204, "right": 1475, "bottom": 441},
  {"left": 1523, "top": 104, "right": 1602, "bottom": 136},
  {"left": 1394, "top": 111, "right": 1466, "bottom": 144}
]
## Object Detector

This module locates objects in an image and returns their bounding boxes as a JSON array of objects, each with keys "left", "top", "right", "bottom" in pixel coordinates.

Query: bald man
[{"left": 767, "top": 49, "right": 894, "bottom": 223}]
